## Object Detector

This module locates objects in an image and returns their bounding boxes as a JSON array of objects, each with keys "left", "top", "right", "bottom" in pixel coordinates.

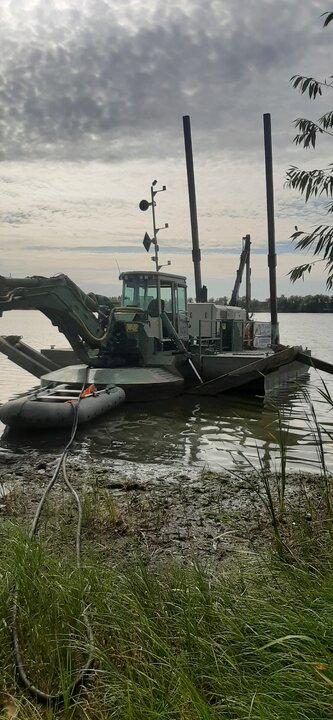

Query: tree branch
[
  {"left": 290, "top": 75, "right": 333, "bottom": 100},
  {"left": 286, "top": 167, "right": 333, "bottom": 201}
]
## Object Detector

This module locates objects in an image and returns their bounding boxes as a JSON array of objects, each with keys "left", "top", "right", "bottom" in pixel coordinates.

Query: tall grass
[
  {"left": 228, "top": 389, "right": 333, "bottom": 561},
  {"left": 2, "top": 526, "right": 333, "bottom": 718},
  {"left": 227, "top": 407, "right": 291, "bottom": 559},
  {"left": 1, "top": 386, "right": 333, "bottom": 717}
]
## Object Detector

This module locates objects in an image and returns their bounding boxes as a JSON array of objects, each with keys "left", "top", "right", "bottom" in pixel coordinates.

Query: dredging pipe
[
  {"left": 263, "top": 113, "right": 280, "bottom": 344},
  {"left": 182, "top": 115, "right": 205, "bottom": 303}
]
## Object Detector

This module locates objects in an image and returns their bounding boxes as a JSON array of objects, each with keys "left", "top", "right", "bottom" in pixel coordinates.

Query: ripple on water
[
  {"left": 1, "top": 388, "right": 333, "bottom": 474},
  {"left": 1, "top": 313, "right": 333, "bottom": 474}
]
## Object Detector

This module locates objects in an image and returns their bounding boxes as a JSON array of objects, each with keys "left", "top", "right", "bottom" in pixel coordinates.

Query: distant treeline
[
  {"left": 212, "top": 294, "right": 333, "bottom": 313},
  {"left": 112, "top": 293, "right": 333, "bottom": 313}
]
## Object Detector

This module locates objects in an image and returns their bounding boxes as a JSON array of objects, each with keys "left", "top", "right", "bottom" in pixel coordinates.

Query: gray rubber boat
[{"left": 0, "top": 383, "right": 126, "bottom": 430}]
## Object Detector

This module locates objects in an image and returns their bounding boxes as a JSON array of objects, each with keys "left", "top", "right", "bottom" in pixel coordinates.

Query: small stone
[
  {"left": 177, "top": 529, "right": 188, "bottom": 540},
  {"left": 0, "top": 452, "right": 19, "bottom": 464}
]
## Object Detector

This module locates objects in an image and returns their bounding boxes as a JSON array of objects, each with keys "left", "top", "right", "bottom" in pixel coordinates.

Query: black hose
[{"left": 12, "top": 367, "right": 94, "bottom": 704}]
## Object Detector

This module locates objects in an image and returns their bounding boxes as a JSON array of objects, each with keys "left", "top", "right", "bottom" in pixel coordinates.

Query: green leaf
[
  {"left": 259, "top": 634, "right": 313, "bottom": 651},
  {"left": 288, "top": 13, "right": 333, "bottom": 291},
  {"left": 302, "top": 77, "right": 311, "bottom": 93},
  {"left": 290, "top": 75, "right": 302, "bottom": 89},
  {"left": 318, "top": 111, "right": 333, "bottom": 130},
  {"left": 322, "top": 11, "right": 333, "bottom": 27},
  {"left": 289, "top": 264, "right": 313, "bottom": 283}
]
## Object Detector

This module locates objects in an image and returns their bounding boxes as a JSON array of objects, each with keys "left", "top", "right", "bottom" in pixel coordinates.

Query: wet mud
[{"left": 0, "top": 448, "right": 323, "bottom": 566}]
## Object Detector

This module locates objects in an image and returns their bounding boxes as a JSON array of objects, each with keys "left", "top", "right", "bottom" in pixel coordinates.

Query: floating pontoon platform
[{"left": 40, "top": 364, "right": 185, "bottom": 402}]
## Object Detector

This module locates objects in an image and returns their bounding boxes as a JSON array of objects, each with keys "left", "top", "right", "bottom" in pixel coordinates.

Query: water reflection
[
  {"left": 2, "top": 375, "right": 332, "bottom": 473},
  {"left": 1, "top": 311, "right": 333, "bottom": 474}
]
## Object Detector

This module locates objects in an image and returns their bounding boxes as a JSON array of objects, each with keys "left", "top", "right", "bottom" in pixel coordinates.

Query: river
[{"left": 0, "top": 311, "right": 332, "bottom": 474}]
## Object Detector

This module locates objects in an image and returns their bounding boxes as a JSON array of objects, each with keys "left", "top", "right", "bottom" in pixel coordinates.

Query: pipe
[
  {"left": 263, "top": 113, "right": 279, "bottom": 344},
  {"left": 182, "top": 115, "right": 203, "bottom": 303},
  {"left": 245, "top": 235, "right": 251, "bottom": 320}
]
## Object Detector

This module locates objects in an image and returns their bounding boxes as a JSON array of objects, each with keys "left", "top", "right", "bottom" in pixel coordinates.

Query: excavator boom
[
  {"left": 0, "top": 274, "right": 115, "bottom": 362},
  {"left": 0, "top": 272, "right": 185, "bottom": 378}
]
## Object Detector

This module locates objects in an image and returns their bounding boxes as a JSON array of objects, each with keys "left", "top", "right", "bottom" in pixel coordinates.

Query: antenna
[
  {"left": 139, "top": 181, "right": 169, "bottom": 271},
  {"left": 114, "top": 256, "right": 121, "bottom": 277}
]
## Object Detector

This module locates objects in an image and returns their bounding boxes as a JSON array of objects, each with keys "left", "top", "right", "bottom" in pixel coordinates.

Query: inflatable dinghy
[{"left": 0, "top": 383, "right": 126, "bottom": 430}]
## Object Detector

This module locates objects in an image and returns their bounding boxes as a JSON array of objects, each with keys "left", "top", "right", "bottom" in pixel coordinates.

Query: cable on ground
[{"left": 12, "top": 366, "right": 94, "bottom": 705}]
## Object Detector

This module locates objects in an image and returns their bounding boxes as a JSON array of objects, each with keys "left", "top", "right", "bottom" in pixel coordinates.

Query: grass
[
  {"left": 1, "top": 388, "right": 333, "bottom": 718},
  {"left": 225, "top": 384, "right": 333, "bottom": 562},
  {"left": 1, "top": 522, "right": 333, "bottom": 719}
]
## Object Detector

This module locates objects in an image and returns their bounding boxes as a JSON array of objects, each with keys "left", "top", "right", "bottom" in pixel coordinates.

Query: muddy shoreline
[{"left": 0, "top": 448, "right": 323, "bottom": 565}]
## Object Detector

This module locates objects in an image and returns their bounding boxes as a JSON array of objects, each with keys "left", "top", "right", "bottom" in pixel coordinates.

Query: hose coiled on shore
[{"left": 12, "top": 367, "right": 94, "bottom": 705}]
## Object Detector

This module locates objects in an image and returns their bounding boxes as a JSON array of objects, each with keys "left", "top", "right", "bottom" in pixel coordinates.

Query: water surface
[{"left": 0, "top": 311, "right": 332, "bottom": 474}]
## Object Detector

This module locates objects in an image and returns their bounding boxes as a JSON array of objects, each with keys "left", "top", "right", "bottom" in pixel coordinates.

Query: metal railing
[{"left": 191, "top": 319, "right": 243, "bottom": 363}]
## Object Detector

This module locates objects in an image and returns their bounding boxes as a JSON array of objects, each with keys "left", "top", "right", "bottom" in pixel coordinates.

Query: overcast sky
[{"left": 0, "top": 0, "right": 332, "bottom": 300}]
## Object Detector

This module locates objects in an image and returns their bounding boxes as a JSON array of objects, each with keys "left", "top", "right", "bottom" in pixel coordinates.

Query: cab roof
[{"left": 119, "top": 271, "right": 187, "bottom": 284}]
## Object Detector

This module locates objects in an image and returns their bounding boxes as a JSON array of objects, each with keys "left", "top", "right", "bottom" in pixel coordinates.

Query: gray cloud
[
  {"left": 276, "top": 195, "right": 331, "bottom": 218},
  {"left": 0, "top": 0, "right": 330, "bottom": 161},
  {"left": 23, "top": 243, "right": 289, "bottom": 256},
  {"left": 0, "top": 210, "right": 34, "bottom": 224}
]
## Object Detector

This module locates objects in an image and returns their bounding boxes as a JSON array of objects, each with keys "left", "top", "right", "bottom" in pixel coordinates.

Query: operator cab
[{"left": 119, "top": 271, "right": 188, "bottom": 340}]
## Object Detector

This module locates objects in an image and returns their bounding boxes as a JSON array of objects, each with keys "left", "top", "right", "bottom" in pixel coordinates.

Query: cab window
[
  {"left": 123, "top": 284, "right": 135, "bottom": 306},
  {"left": 176, "top": 286, "right": 186, "bottom": 314},
  {"left": 160, "top": 285, "right": 173, "bottom": 314}
]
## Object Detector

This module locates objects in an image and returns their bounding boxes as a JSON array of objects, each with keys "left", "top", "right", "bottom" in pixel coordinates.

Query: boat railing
[{"left": 193, "top": 318, "right": 245, "bottom": 361}]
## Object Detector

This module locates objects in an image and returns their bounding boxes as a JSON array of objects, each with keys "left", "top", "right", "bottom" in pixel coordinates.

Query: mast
[
  {"left": 263, "top": 113, "right": 279, "bottom": 344},
  {"left": 245, "top": 235, "right": 251, "bottom": 320},
  {"left": 182, "top": 115, "right": 204, "bottom": 303},
  {"left": 139, "top": 181, "right": 168, "bottom": 342},
  {"left": 229, "top": 234, "right": 251, "bottom": 309}
]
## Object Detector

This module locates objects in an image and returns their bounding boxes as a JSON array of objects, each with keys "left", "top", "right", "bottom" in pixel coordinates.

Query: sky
[{"left": 0, "top": 0, "right": 332, "bottom": 300}]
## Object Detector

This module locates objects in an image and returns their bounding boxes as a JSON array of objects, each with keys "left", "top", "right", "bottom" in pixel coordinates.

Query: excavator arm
[
  {"left": 0, "top": 274, "right": 116, "bottom": 363},
  {"left": 229, "top": 235, "right": 251, "bottom": 308}
]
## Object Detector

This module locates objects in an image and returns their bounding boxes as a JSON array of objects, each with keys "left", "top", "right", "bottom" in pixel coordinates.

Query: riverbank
[
  {"left": 0, "top": 448, "right": 327, "bottom": 565},
  {"left": 1, "top": 449, "right": 333, "bottom": 718}
]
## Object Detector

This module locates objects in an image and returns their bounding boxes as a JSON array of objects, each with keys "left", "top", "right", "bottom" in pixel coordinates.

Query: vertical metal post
[
  {"left": 183, "top": 115, "right": 203, "bottom": 303},
  {"left": 156, "top": 272, "right": 162, "bottom": 342},
  {"left": 150, "top": 182, "right": 162, "bottom": 339},
  {"left": 245, "top": 234, "right": 251, "bottom": 320},
  {"left": 263, "top": 113, "right": 279, "bottom": 344},
  {"left": 151, "top": 184, "right": 159, "bottom": 273},
  {"left": 198, "top": 320, "right": 202, "bottom": 365}
]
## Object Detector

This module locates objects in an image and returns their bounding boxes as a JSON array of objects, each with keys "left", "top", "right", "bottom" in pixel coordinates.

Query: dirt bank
[{"left": 0, "top": 448, "right": 323, "bottom": 565}]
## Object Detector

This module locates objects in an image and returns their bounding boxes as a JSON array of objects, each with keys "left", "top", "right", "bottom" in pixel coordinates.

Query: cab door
[{"left": 174, "top": 284, "right": 188, "bottom": 338}]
